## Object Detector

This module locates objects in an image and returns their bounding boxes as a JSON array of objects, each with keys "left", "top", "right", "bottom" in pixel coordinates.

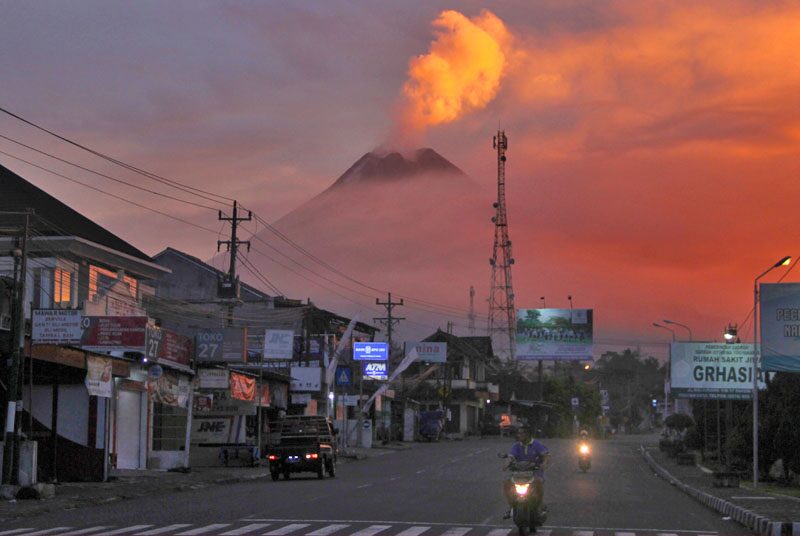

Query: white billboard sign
[
  {"left": 760, "top": 283, "right": 800, "bottom": 372},
  {"left": 404, "top": 341, "right": 447, "bottom": 363},
  {"left": 290, "top": 366, "right": 321, "bottom": 392},
  {"left": 264, "top": 329, "right": 294, "bottom": 359},
  {"left": 670, "top": 342, "right": 765, "bottom": 400},
  {"left": 197, "top": 368, "right": 230, "bottom": 389},
  {"left": 32, "top": 309, "right": 82, "bottom": 345}
]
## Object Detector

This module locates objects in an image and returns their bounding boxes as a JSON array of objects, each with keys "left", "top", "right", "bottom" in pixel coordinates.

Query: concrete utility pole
[
  {"left": 374, "top": 293, "right": 404, "bottom": 442},
  {"left": 217, "top": 200, "right": 251, "bottom": 327},
  {"left": 3, "top": 211, "right": 30, "bottom": 485},
  {"left": 468, "top": 286, "right": 476, "bottom": 336}
]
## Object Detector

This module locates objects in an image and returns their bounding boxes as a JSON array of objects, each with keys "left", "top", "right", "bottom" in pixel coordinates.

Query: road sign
[
  {"left": 571, "top": 397, "right": 579, "bottom": 408},
  {"left": 362, "top": 420, "right": 371, "bottom": 430},
  {"left": 335, "top": 366, "right": 353, "bottom": 386},
  {"left": 353, "top": 342, "right": 389, "bottom": 361}
]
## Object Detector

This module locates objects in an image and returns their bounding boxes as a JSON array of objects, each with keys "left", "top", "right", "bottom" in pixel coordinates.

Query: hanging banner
[
  {"left": 230, "top": 372, "right": 256, "bottom": 401},
  {"left": 670, "top": 342, "right": 765, "bottom": 399},
  {"left": 32, "top": 309, "right": 82, "bottom": 345},
  {"left": 259, "top": 383, "right": 270, "bottom": 407},
  {"left": 760, "top": 283, "right": 800, "bottom": 372},
  {"left": 271, "top": 382, "right": 288, "bottom": 409},
  {"left": 148, "top": 370, "right": 190, "bottom": 408},
  {"left": 264, "top": 329, "right": 295, "bottom": 359},
  {"left": 515, "top": 308, "right": 594, "bottom": 360},
  {"left": 84, "top": 355, "right": 112, "bottom": 397}
]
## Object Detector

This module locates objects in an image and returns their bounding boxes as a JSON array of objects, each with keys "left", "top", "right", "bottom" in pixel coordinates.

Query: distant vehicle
[
  {"left": 419, "top": 410, "right": 444, "bottom": 441},
  {"left": 266, "top": 416, "right": 337, "bottom": 480},
  {"left": 578, "top": 441, "right": 591, "bottom": 472}
]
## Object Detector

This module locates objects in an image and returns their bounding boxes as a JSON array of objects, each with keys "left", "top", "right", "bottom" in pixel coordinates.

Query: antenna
[
  {"left": 487, "top": 130, "right": 516, "bottom": 359},
  {"left": 468, "top": 286, "right": 476, "bottom": 335}
]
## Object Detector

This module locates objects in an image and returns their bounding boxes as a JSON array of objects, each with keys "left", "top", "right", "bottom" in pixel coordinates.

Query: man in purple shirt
[{"left": 503, "top": 427, "right": 549, "bottom": 518}]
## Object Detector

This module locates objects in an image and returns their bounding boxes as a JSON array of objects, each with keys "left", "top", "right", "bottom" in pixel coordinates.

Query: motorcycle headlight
[
  {"left": 514, "top": 483, "right": 530, "bottom": 496},
  {"left": 579, "top": 444, "right": 590, "bottom": 454}
]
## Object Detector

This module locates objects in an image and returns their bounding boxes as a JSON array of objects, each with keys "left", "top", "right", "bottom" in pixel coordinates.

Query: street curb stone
[{"left": 640, "top": 445, "right": 794, "bottom": 536}]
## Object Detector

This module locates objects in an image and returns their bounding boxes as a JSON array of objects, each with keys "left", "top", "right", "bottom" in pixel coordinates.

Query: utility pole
[
  {"left": 374, "top": 293, "right": 404, "bottom": 442},
  {"left": 3, "top": 211, "right": 30, "bottom": 485},
  {"left": 488, "top": 130, "right": 517, "bottom": 360},
  {"left": 468, "top": 286, "right": 476, "bottom": 336},
  {"left": 217, "top": 201, "right": 251, "bottom": 327}
]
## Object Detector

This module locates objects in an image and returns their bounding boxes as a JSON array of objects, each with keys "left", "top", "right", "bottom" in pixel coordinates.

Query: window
[
  {"left": 53, "top": 267, "right": 72, "bottom": 307},
  {"left": 89, "top": 265, "right": 138, "bottom": 301},
  {"left": 152, "top": 403, "right": 187, "bottom": 451}
]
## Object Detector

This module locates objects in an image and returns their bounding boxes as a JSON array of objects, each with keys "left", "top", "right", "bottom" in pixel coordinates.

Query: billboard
[
  {"left": 404, "top": 341, "right": 446, "bottom": 363},
  {"left": 290, "top": 366, "right": 322, "bottom": 392},
  {"left": 264, "top": 329, "right": 294, "bottom": 360},
  {"left": 515, "top": 308, "right": 593, "bottom": 360},
  {"left": 363, "top": 361, "right": 389, "bottom": 380},
  {"left": 195, "top": 328, "right": 248, "bottom": 363},
  {"left": 353, "top": 342, "right": 389, "bottom": 361},
  {"left": 81, "top": 316, "right": 148, "bottom": 352},
  {"left": 670, "top": 342, "right": 765, "bottom": 400},
  {"left": 32, "top": 309, "right": 82, "bottom": 345},
  {"left": 760, "top": 283, "right": 800, "bottom": 372}
]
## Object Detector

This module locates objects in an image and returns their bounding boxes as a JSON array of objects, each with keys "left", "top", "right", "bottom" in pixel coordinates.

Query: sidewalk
[
  {"left": 641, "top": 438, "right": 800, "bottom": 535},
  {"left": 0, "top": 444, "right": 409, "bottom": 522}
]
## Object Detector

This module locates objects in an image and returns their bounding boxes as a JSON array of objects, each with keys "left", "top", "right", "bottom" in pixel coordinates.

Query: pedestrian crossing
[{"left": 0, "top": 524, "right": 720, "bottom": 536}]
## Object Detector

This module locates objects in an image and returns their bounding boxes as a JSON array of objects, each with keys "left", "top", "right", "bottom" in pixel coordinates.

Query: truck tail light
[
  {"left": 305, "top": 453, "right": 319, "bottom": 459},
  {"left": 268, "top": 455, "right": 277, "bottom": 461}
]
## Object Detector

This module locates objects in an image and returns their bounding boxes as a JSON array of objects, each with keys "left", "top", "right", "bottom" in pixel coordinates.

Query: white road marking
[
  {"left": 440, "top": 529, "right": 471, "bottom": 536},
  {"left": 657, "top": 533, "right": 679, "bottom": 536},
  {"left": 730, "top": 496, "right": 775, "bottom": 500},
  {"left": 348, "top": 526, "right": 392, "bottom": 536},
  {"left": 220, "top": 525, "right": 271, "bottom": 535},
  {"left": 616, "top": 532, "right": 637, "bottom": 536},
  {"left": 0, "top": 530, "right": 36, "bottom": 536},
  {"left": 574, "top": 531, "right": 594, "bottom": 536},
  {"left": 389, "top": 476, "right": 401, "bottom": 481},
  {"left": 394, "top": 527, "right": 432, "bottom": 536},
  {"left": 357, "top": 484, "right": 372, "bottom": 488},
  {"left": 135, "top": 525, "right": 193, "bottom": 535},
  {"left": 306, "top": 525, "right": 350, "bottom": 536},
  {"left": 175, "top": 525, "right": 231, "bottom": 535},
  {"left": 23, "top": 529, "right": 74, "bottom": 536},
  {"left": 262, "top": 525, "right": 311, "bottom": 535},
  {"left": 485, "top": 530, "right": 511, "bottom": 536},
  {"left": 416, "top": 470, "right": 425, "bottom": 474},
  {"left": 59, "top": 528, "right": 114, "bottom": 536},
  {"left": 102, "top": 527, "right": 155, "bottom": 535}
]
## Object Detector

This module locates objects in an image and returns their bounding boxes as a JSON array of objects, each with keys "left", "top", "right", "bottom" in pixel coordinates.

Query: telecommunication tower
[
  {"left": 468, "top": 286, "right": 476, "bottom": 335},
  {"left": 487, "top": 130, "right": 516, "bottom": 359}
]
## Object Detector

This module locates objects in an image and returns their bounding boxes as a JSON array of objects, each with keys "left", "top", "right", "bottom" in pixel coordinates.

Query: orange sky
[{"left": 1, "top": 1, "right": 799, "bottom": 355}]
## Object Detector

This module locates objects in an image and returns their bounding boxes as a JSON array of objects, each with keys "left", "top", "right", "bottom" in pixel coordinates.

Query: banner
[
  {"left": 264, "top": 329, "right": 295, "bottom": 359},
  {"left": 148, "top": 370, "right": 191, "bottom": 408},
  {"left": 259, "top": 383, "right": 270, "bottom": 407},
  {"left": 81, "top": 316, "right": 148, "bottom": 352},
  {"left": 671, "top": 342, "right": 765, "bottom": 400},
  {"left": 84, "top": 355, "right": 112, "bottom": 397},
  {"left": 33, "top": 309, "right": 82, "bottom": 345},
  {"left": 290, "top": 366, "right": 322, "bottom": 392},
  {"left": 230, "top": 372, "right": 256, "bottom": 401},
  {"left": 404, "top": 341, "right": 446, "bottom": 363},
  {"left": 362, "top": 348, "right": 419, "bottom": 412},
  {"left": 760, "top": 283, "right": 800, "bottom": 372},
  {"left": 197, "top": 368, "right": 229, "bottom": 389},
  {"left": 515, "top": 308, "right": 593, "bottom": 360}
]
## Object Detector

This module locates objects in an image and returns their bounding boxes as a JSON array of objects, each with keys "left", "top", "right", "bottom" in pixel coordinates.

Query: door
[{"left": 116, "top": 389, "right": 143, "bottom": 469}]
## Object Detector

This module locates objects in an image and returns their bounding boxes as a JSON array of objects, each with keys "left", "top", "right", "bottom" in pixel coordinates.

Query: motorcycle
[
  {"left": 502, "top": 455, "right": 547, "bottom": 535},
  {"left": 578, "top": 442, "right": 591, "bottom": 472}
]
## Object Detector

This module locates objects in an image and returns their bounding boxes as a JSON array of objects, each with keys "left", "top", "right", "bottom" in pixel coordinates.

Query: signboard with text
[
  {"left": 515, "top": 308, "right": 593, "bottom": 360},
  {"left": 32, "top": 309, "right": 82, "bottom": 345},
  {"left": 760, "top": 283, "right": 800, "bottom": 372},
  {"left": 145, "top": 326, "right": 192, "bottom": 367},
  {"left": 670, "top": 342, "right": 765, "bottom": 400},
  {"left": 363, "top": 361, "right": 388, "bottom": 380},
  {"left": 290, "top": 366, "right": 322, "bottom": 392},
  {"left": 264, "top": 329, "right": 295, "bottom": 360},
  {"left": 81, "top": 316, "right": 148, "bottom": 352},
  {"left": 195, "top": 328, "right": 248, "bottom": 363},
  {"left": 404, "top": 341, "right": 446, "bottom": 363},
  {"left": 353, "top": 342, "right": 389, "bottom": 361}
]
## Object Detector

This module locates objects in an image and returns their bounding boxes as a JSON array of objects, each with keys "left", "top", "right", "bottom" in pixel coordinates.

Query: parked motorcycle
[
  {"left": 578, "top": 442, "right": 591, "bottom": 472},
  {"left": 502, "top": 455, "right": 547, "bottom": 535}
]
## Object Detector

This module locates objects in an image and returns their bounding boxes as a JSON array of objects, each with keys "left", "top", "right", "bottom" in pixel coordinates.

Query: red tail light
[
  {"left": 305, "top": 453, "right": 319, "bottom": 459},
  {"left": 268, "top": 455, "right": 277, "bottom": 461}
]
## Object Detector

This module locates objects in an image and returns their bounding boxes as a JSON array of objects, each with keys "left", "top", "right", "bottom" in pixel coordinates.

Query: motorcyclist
[{"left": 503, "top": 426, "right": 549, "bottom": 519}]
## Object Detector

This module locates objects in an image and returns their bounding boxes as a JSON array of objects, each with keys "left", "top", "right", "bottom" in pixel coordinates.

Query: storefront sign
[
  {"left": 192, "top": 416, "right": 246, "bottom": 444},
  {"left": 404, "top": 342, "right": 446, "bottom": 363},
  {"left": 193, "top": 393, "right": 214, "bottom": 413},
  {"left": 145, "top": 326, "right": 192, "bottom": 367},
  {"left": 760, "top": 283, "right": 800, "bottom": 372},
  {"left": 290, "top": 366, "right": 321, "bottom": 391},
  {"left": 198, "top": 368, "right": 229, "bottom": 389},
  {"left": 148, "top": 370, "right": 191, "bottom": 408},
  {"left": 671, "top": 342, "right": 765, "bottom": 399},
  {"left": 353, "top": 342, "right": 389, "bottom": 361},
  {"left": 264, "top": 329, "right": 294, "bottom": 359},
  {"left": 32, "top": 309, "right": 82, "bottom": 345},
  {"left": 230, "top": 371, "right": 256, "bottom": 401},
  {"left": 202, "top": 389, "right": 256, "bottom": 416},
  {"left": 81, "top": 316, "right": 148, "bottom": 352},
  {"left": 195, "top": 328, "right": 248, "bottom": 363},
  {"left": 84, "top": 355, "right": 112, "bottom": 397}
]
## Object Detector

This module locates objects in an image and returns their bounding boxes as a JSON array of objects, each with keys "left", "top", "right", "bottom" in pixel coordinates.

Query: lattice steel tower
[{"left": 488, "top": 130, "right": 516, "bottom": 359}]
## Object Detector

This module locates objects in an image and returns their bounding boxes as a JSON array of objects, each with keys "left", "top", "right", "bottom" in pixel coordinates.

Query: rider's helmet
[{"left": 579, "top": 429, "right": 589, "bottom": 439}]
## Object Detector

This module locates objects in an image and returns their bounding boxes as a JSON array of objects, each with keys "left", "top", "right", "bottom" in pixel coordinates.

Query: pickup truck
[{"left": 266, "top": 416, "right": 337, "bottom": 480}]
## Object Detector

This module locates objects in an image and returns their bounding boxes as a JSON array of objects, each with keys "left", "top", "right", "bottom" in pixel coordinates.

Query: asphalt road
[{"left": 1, "top": 436, "right": 749, "bottom": 536}]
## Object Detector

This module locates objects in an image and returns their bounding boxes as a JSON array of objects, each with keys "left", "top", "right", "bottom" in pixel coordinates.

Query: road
[{"left": 1, "top": 436, "right": 749, "bottom": 536}]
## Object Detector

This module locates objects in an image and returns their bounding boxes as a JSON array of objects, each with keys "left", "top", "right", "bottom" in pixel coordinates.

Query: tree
[{"left": 594, "top": 349, "right": 665, "bottom": 431}]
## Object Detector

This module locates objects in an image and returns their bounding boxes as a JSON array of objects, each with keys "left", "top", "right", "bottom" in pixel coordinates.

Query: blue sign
[
  {"left": 353, "top": 342, "right": 389, "bottom": 361},
  {"left": 335, "top": 366, "right": 353, "bottom": 386},
  {"left": 363, "top": 361, "right": 388, "bottom": 380}
]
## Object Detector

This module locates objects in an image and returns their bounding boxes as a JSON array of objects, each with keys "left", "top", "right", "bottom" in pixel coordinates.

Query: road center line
[{"left": 357, "top": 483, "right": 372, "bottom": 488}]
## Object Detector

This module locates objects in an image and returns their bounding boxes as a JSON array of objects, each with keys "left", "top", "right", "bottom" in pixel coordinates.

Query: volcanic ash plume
[{"left": 399, "top": 9, "right": 512, "bottom": 134}]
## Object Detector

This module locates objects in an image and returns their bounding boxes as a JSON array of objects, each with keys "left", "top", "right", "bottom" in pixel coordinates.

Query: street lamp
[
  {"left": 653, "top": 322, "right": 676, "bottom": 418},
  {"left": 724, "top": 324, "right": 738, "bottom": 343},
  {"left": 663, "top": 319, "right": 693, "bottom": 341},
  {"left": 652, "top": 322, "right": 676, "bottom": 341},
  {"left": 752, "top": 255, "right": 791, "bottom": 488}
]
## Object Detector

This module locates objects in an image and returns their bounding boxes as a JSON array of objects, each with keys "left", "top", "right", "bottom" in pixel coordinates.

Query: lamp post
[
  {"left": 752, "top": 255, "right": 791, "bottom": 487},
  {"left": 663, "top": 319, "right": 693, "bottom": 341},
  {"left": 653, "top": 322, "right": 676, "bottom": 419}
]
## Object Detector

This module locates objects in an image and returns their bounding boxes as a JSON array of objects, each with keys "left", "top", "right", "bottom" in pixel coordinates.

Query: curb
[{"left": 640, "top": 445, "right": 798, "bottom": 536}]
